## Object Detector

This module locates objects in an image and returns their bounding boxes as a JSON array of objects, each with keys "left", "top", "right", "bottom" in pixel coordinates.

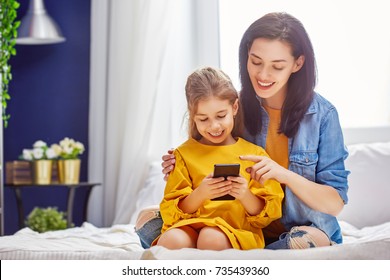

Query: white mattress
[{"left": 1, "top": 221, "right": 389, "bottom": 260}]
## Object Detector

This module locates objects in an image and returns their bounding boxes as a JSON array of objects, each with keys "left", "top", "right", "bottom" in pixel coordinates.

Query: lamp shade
[{"left": 16, "top": 0, "right": 66, "bottom": 45}]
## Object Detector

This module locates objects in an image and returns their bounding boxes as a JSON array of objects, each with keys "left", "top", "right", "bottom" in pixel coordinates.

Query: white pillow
[
  {"left": 338, "top": 141, "right": 390, "bottom": 228},
  {"left": 130, "top": 161, "right": 165, "bottom": 224}
]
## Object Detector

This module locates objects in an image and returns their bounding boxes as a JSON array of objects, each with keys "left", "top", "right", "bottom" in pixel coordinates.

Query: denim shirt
[{"left": 244, "top": 93, "right": 350, "bottom": 244}]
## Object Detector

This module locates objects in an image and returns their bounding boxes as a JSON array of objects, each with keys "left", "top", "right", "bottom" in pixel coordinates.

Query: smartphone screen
[{"left": 212, "top": 163, "right": 240, "bottom": 200}]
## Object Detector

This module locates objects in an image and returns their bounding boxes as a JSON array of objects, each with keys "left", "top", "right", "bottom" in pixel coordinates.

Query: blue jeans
[
  {"left": 135, "top": 215, "right": 163, "bottom": 249},
  {"left": 265, "top": 226, "right": 322, "bottom": 249}
]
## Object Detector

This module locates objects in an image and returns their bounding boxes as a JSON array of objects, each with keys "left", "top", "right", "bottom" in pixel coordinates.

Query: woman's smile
[{"left": 257, "top": 80, "right": 275, "bottom": 90}]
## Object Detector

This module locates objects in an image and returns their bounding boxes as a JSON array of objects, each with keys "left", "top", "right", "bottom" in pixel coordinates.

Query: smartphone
[{"left": 212, "top": 163, "right": 240, "bottom": 201}]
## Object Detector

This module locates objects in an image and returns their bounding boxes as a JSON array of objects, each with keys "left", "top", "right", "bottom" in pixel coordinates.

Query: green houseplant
[
  {"left": 0, "top": 0, "right": 20, "bottom": 127},
  {"left": 25, "top": 206, "right": 71, "bottom": 233}
]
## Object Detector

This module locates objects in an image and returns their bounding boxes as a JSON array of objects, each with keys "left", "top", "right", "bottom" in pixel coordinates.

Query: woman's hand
[
  {"left": 161, "top": 149, "right": 176, "bottom": 181},
  {"left": 240, "top": 155, "right": 344, "bottom": 216},
  {"left": 239, "top": 155, "right": 289, "bottom": 185}
]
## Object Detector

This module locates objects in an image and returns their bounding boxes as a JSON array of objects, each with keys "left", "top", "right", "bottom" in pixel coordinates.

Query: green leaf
[
  {"left": 1, "top": 0, "right": 20, "bottom": 126},
  {"left": 25, "top": 207, "right": 71, "bottom": 233}
]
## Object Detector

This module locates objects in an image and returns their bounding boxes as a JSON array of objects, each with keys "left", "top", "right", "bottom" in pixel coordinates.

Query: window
[{"left": 219, "top": 0, "right": 390, "bottom": 129}]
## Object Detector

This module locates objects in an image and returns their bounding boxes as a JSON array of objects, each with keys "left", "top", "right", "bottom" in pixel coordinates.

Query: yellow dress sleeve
[
  {"left": 160, "top": 150, "right": 200, "bottom": 230},
  {"left": 245, "top": 147, "right": 284, "bottom": 228},
  {"left": 246, "top": 178, "right": 284, "bottom": 228}
]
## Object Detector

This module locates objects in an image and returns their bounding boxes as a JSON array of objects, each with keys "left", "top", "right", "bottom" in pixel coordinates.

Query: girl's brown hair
[{"left": 185, "top": 67, "right": 243, "bottom": 140}]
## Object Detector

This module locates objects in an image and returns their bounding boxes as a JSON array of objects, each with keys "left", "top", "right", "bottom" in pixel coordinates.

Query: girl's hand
[
  {"left": 179, "top": 174, "right": 233, "bottom": 213},
  {"left": 227, "top": 175, "right": 250, "bottom": 201},
  {"left": 239, "top": 155, "right": 289, "bottom": 185},
  {"left": 161, "top": 149, "right": 175, "bottom": 181},
  {"left": 196, "top": 174, "right": 233, "bottom": 201},
  {"left": 227, "top": 174, "right": 265, "bottom": 216}
]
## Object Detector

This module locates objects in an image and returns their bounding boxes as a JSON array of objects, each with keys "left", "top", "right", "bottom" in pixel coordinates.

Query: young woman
[
  {"left": 140, "top": 12, "right": 350, "bottom": 250},
  {"left": 153, "top": 67, "right": 283, "bottom": 250}
]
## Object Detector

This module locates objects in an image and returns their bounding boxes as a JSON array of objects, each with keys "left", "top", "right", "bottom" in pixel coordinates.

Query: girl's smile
[
  {"left": 194, "top": 97, "right": 238, "bottom": 146},
  {"left": 208, "top": 130, "right": 224, "bottom": 137}
]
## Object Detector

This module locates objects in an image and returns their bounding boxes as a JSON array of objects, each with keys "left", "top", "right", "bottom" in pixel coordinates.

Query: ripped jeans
[
  {"left": 265, "top": 226, "right": 332, "bottom": 250},
  {"left": 134, "top": 208, "right": 162, "bottom": 249}
]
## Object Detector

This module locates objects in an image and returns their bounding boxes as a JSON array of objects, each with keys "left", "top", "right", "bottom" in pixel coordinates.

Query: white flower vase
[{"left": 57, "top": 159, "right": 81, "bottom": 184}]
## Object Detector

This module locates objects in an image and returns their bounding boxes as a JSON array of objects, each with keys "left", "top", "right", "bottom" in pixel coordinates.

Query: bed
[{"left": 1, "top": 141, "right": 390, "bottom": 260}]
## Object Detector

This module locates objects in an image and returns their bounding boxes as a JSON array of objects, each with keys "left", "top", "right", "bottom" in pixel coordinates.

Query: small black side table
[{"left": 5, "top": 182, "right": 101, "bottom": 229}]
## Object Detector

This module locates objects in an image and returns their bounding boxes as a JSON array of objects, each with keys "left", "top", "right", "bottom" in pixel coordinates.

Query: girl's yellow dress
[{"left": 158, "top": 137, "right": 284, "bottom": 249}]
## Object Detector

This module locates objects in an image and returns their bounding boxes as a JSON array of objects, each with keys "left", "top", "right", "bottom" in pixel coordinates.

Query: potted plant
[
  {"left": 51, "top": 137, "right": 85, "bottom": 184},
  {"left": 25, "top": 206, "right": 71, "bottom": 233},
  {"left": 19, "top": 140, "right": 58, "bottom": 184}
]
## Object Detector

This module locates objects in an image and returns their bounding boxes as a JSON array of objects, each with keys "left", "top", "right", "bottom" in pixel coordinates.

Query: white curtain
[{"left": 88, "top": 0, "right": 219, "bottom": 227}]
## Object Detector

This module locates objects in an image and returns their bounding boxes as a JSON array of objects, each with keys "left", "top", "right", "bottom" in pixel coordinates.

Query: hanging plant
[{"left": 0, "top": 0, "right": 20, "bottom": 127}]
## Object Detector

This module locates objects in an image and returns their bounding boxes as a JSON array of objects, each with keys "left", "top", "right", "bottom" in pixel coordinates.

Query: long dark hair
[{"left": 239, "top": 12, "right": 317, "bottom": 138}]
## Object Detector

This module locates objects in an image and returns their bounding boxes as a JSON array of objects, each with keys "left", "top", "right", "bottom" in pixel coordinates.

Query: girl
[
  {"left": 154, "top": 67, "right": 283, "bottom": 250},
  {"left": 158, "top": 12, "right": 350, "bottom": 250}
]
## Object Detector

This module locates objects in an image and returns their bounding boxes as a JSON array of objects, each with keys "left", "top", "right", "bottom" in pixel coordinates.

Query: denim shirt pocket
[{"left": 289, "top": 152, "right": 318, "bottom": 182}]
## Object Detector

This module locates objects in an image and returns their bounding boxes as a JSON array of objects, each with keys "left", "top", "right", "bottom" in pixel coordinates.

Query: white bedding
[
  {"left": 0, "top": 220, "right": 389, "bottom": 260},
  {"left": 0, "top": 222, "right": 144, "bottom": 260}
]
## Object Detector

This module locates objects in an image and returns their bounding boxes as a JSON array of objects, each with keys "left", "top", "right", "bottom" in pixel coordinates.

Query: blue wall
[{"left": 3, "top": 0, "right": 91, "bottom": 235}]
